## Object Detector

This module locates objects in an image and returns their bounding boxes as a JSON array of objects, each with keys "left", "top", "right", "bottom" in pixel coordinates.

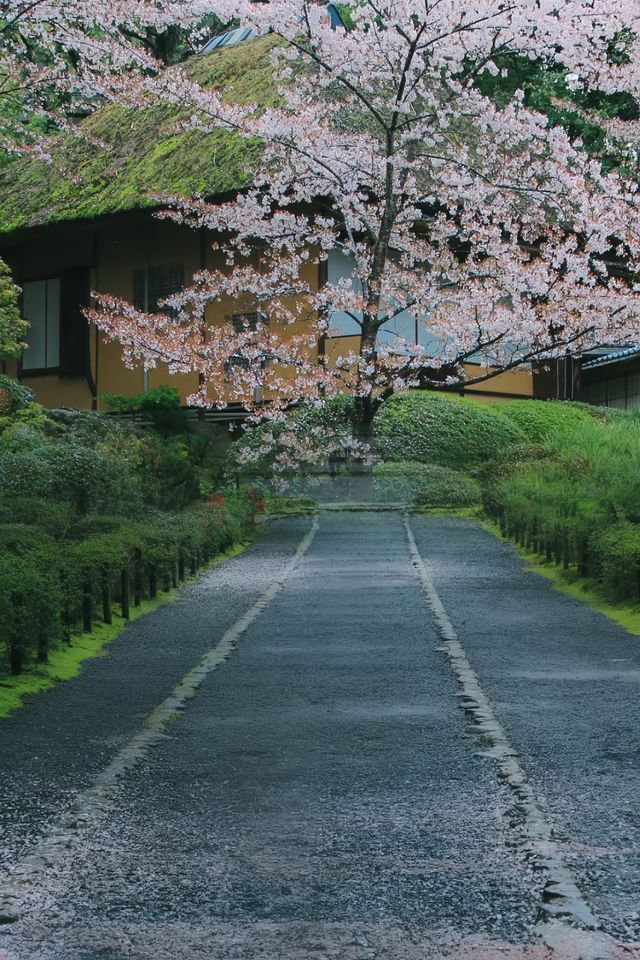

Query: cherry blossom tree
[
  {"left": 0, "top": 0, "right": 210, "bottom": 152},
  {"left": 0, "top": 0, "right": 217, "bottom": 393},
  {"left": 91, "top": 0, "right": 640, "bottom": 442}
]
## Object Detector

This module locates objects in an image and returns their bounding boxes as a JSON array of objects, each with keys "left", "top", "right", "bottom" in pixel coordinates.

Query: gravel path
[{"left": 0, "top": 512, "right": 639, "bottom": 960}]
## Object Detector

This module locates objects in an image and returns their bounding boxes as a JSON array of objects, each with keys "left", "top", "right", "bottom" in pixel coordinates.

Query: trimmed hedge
[
  {"left": 373, "top": 460, "right": 481, "bottom": 507},
  {"left": 374, "top": 393, "right": 525, "bottom": 468},
  {"left": 486, "top": 399, "right": 621, "bottom": 444},
  {"left": 484, "top": 414, "right": 640, "bottom": 604},
  {"left": 0, "top": 492, "right": 255, "bottom": 676}
]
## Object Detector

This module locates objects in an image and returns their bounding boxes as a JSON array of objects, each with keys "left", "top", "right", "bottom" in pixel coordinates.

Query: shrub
[
  {"left": 138, "top": 433, "right": 206, "bottom": 510},
  {"left": 590, "top": 523, "right": 640, "bottom": 602},
  {"left": 372, "top": 460, "right": 480, "bottom": 507},
  {"left": 412, "top": 466, "right": 481, "bottom": 508},
  {"left": 374, "top": 392, "right": 525, "bottom": 468},
  {"left": 0, "top": 526, "right": 61, "bottom": 673},
  {"left": 228, "top": 396, "right": 357, "bottom": 479},
  {"left": 102, "top": 386, "right": 188, "bottom": 433},
  {"left": 0, "top": 374, "right": 33, "bottom": 414},
  {"left": 0, "top": 439, "right": 142, "bottom": 516},
  {"left": 487, "top": 399, "right": 600, "bottom": 443}
]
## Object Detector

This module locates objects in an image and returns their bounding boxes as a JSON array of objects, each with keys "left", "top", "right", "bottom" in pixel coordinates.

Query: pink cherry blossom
[{"left": 89, "top": 0, "right": 640, "bottom": 440}]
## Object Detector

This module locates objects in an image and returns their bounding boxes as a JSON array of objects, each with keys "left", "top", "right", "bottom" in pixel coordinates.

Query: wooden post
[{"left": 121, "top": 568, "right": 130, "bottom": 620}]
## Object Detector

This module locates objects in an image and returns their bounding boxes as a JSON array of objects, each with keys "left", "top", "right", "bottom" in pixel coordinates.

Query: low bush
[
  {"left": 374, "top": 393, "right": 525, "bottom": 468},
  {"left": 0, "top": 374, "right": 33, "bottom": 415},
  {"left": 486, "top": 413, "right": 640, "bottom": 603},
  {"left": 0, "top": 492, "right": 256, "bottom": 676},
  {"left": 373, "top": 460, "right": 481, "bottom": 507},
  {"left": 228, "top": 396, "right": 357, "bottom": 479},
  {"left": 412, "top": 467, "right": 482, "bottom": 509},
  {"left": 487, "top": 399, "right": 617, "bottom": 444}
]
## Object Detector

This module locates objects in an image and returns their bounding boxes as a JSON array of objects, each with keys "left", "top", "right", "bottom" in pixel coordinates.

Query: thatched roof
[{"left": 0, "top": 36, "right": 280, "bottom": 235}]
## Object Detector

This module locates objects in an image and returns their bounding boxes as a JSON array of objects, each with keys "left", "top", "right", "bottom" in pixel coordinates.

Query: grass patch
[
  {"left": 482, "top": 518, "right": 640, "bottom": 637},
  {"left": 412, "top": 505, "right": 485, "bottom": 521},
  {"left": 0, "top": 539, "right": 251, "bottom": 719},
  {"left": 263, "top": 496, "right": 318, "bottom": 517}
]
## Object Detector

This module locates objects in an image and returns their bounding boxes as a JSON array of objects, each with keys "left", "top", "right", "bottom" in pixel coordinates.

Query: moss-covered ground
[{"left": 0, "top": 540, "right": 250, "bottom": 719}]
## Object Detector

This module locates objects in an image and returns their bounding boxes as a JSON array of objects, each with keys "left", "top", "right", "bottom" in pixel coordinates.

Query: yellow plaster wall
[
  {"left": 94, "top": 217, "right": 202, "bottom": 408},
  {"left": 462, "top": 364, "right": 533, "bottom": 400}
]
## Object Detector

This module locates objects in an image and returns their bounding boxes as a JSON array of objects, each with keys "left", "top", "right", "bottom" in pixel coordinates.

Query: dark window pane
[{"left": 133, "top": 265, "right": 184, "bottom": 313}]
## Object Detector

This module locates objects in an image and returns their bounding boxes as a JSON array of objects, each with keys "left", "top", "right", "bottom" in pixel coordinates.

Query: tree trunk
[
  {"left": 121, "top": 568, "right": 130, "bottom": 620},
  {"left": 102, "top": 578, "right": 112, "bottom": 625},
  {"left": 9, "top": 642, "right": 22, "bottom": 676},
  {"left": 82, "top": 578, "right": 93, "bottom": 633},
  {"left": 37, "top": 630, "right": 48, "bottom": 663},
  {"left": 134, "top": 548, "right": 143, "bottom": 607}
]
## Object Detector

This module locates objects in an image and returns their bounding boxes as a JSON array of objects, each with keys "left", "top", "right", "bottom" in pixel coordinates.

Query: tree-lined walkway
[{"left": 1, "top": 512, "right": 639, "bottom": 959}]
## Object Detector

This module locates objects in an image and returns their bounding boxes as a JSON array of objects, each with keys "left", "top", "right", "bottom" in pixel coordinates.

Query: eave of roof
[
  {"left": 0, "top": 35, "right": 280, "bottom": 236},
  {"left": 582, "top": 344, "right": 640, "bottom": 370}
]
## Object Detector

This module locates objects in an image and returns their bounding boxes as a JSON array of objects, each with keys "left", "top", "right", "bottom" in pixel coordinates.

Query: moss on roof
[{"left": 0, "top": 35, "right": 281, "bottom": 235}]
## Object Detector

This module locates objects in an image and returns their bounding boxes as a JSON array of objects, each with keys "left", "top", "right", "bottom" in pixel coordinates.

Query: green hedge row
[
  {"left": 0, "top": 493, "right": 255, "bottom": 676},
  {"left": 483, "top": 413, "right": 640, "bottom": 604},
  {"left": 372, "top": 460, "right": 481, "bottom": 507},
  {"left": 374, "top": 393, "right": 525, "bottom": 468}
]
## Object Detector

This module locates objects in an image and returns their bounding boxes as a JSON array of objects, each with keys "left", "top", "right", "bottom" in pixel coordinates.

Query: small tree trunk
[
  {"left": 37, "top": 630, "right": 48, "bottom": 663},
  {"left": 121, "top": 568, "right": 130, "bottom": 620},
  {"left": 10, "top": 592, "right": 23, "bottom": 675},
  {"left": 149, "top": 567, "right": 157, "bottom": 600},
  {"left": 134, "top": 548, "right": 143, "bottom": 607},
  {"left": 9, "top": 642, "right": 22, "bottom": 676},
  {"left": 178, "top": 555, "right": 185, "bottom": 582},
  {"left": 190, "top": 552, "right": 198, "bottom": 576},
  {"left": 83, "top": 578, "right": 93, "bottom": 633},
  {"left": 172, "top": 561, "right": 178, "bottom": 588},
  {"left": 60, "top": 571, "right": 71, "bottom": 643},
  {"left": 102, "top": 578, "right": 112, "bottom": 625}
]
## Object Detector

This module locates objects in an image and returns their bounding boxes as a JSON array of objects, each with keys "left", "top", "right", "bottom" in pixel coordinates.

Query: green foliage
[
  {"left": 373, "top": 460, "right": 481, "bottom": 507},
  {"left": 0, "top": 526, "right": 61, "bottom": 673},
  {"left": 0, "top": 496, "right": 255, "bottom": 677},
  {"left": 228, "top": 396, "right": 356, "bottom": 478},
  {"left": 0, "top": 374, "right": 33, "bottom": 413},
  {"left": 0, "top": 400, "right": 256, "bottom": 679},
  {"left": 374, "top": 392, "right": 525, "bottom": 468},
  {"left": 487, "top": 399, "right": 602, "bottom": 443},
  {"left": 475, "top": 51, "right": 640, "bottom": 174},
  {"left": 102, "top": 386, "right": 188, "bottom": 433},
  {"left": 0, "top": 259, "right": 27, "bottom": 359},
  {"left": 0, "top": 438, "right": 142, "bottom": 515},
  {"left": 486, "top": 412, "right": 640, "bottom": 605}
]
